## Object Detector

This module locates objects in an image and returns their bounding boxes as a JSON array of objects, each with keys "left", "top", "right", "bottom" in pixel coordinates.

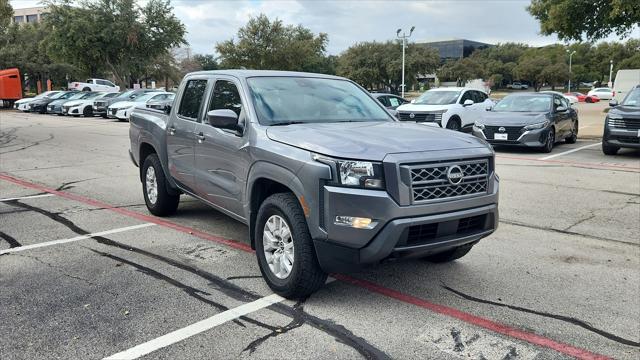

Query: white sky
[{"left": 10, "top": 0, "right": 639, "bottom": 56}]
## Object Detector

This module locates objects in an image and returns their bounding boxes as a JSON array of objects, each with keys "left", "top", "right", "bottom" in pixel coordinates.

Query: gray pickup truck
[{"left": 129, "top": 70, "right": 499, "bottom": 298}]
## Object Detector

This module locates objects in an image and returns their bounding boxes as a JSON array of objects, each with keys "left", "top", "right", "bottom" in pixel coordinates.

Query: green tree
[
  {"left": 216, "top": 14, "right": 329, "bottom": 72},
  {"left": 514, "top": 54, "right": 552, "bottom": 91},
  {"left": 193, "top": 54, "right": 218, "bottom": 71},
  {"left": 0, "top": 0, "right": 12, "bottom": 34},
  {"left": 43, "top": 0, "right": 186, "bottom": 87},
  {"left": 437, "top": 57, "right": 486, "bottom": 86},
  {"left": 528, "top": 0, "right": 640, "bottom": 41}
]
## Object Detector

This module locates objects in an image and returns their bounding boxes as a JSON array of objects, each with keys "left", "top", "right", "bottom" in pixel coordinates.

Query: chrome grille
[
  {"left": 407, "top": 159, "right": 489, "bottom": 203},
  {"left": 483, "top": 126, "right": 523, "bottom": 140},
  {"left": 608, "top": 118, "right": 640, "bottom": 130},
  {"left": 398, "top": 112, "right": 443, "bottom": 125}
]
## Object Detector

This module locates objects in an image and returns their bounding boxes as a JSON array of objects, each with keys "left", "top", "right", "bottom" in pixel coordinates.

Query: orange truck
[{"left": 0, "top": 68, "right": 23, "bottom": 108}]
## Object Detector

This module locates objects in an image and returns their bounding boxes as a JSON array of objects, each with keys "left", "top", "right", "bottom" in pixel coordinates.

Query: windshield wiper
[{"left": 269, "top": 121, "right": 307, "bottom": 126}]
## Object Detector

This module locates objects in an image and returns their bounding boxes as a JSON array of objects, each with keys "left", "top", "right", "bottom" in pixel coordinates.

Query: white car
[
  {"left": 396, "top": 87, "right": 494, "bottom": 131},
  {"left": 61, "top": 92, "right": 120, "bottom": 117},
  {"left": 68, "top": 78, "right": 120, "bottom": 92},
  {"left": 507, "top": 82, "right": 529, "bottom": 90},
  {"left": 14, "top": 91, "right": 60, "bottom": 111},
  {"left": 587, "top": 87, "right": 615, "bottom": 100},
  {"left": 107, "top": 92, "right": 174, "bottom": 121}
]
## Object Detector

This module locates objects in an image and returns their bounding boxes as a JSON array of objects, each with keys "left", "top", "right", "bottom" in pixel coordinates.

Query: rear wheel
[
  {"left": 585, "top": 97, "right": 593, "bottom": 103},
  {"left": 142, "top": 153, "right": 179, "bottom": 216},
  {"left": 82, "top": 106, "right": 93, "bottom": 117},
  {"left": 425, "top": 244, "right": 474, "bottom": 263},
  {"left": 602, "top": 142, "right": 619, "bottom": 155},
  {"left": 446, "top": 117, "right": 461, "bottom": 131},
  {"left": 565, "top": 121, "right": 578, "bottom": 144},
  {"left": 255, "top": 193, "right": 327, "bottom": 299},
  {"left": 82, "top": 87, "right": 91, "bottom": 92}
]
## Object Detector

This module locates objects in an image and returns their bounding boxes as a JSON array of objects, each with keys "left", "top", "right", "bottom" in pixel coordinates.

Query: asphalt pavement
[{"left": 0, "top": 109, "right": 638, "bottom": 360}]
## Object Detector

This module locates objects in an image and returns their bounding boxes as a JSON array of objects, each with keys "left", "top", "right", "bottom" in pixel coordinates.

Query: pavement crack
[
  {"left": 0, "top": 133, "right": 54, "bottom": 155},
  {"left": 226, "top": 275, "right": 263, "bottom": 281},
  {"left": 242, "top": 299, "right": 306, "bottom": 355},
  {"left": 500, "top": 219, "right": 638, "bottom": 246},
  {"left": 562, "top": 214, "right": 596, "bottom": 232},
  {"left": 441, "top": 284, "right": 640, "bottom": 347},
  {"left": 55, "top": 177, "right": 100, "bottom": 191},
  {"left": 0, "top": 230, "right": 22, "bottom": 248}
]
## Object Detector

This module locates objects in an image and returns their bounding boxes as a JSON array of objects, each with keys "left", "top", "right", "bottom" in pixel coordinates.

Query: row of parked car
[
  {"left": 13, "top": 88, "right": 174, "bottom": 121},
  {"left": 373, "top": 84, "right": 639, "bottom": 155}
]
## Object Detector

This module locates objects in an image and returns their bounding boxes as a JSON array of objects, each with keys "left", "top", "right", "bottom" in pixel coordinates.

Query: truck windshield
[
  {"left": 493, "top": 95, "right": 551, "bottom": 112},
  {"left": 621, "top": 88, "right": 640, "bottom": 107},
  {"left": 247, "top": 77, "right": 391, "bottom": 125},
  {"left": 413, "top": 90, "right": 460, "bottom": 105}
]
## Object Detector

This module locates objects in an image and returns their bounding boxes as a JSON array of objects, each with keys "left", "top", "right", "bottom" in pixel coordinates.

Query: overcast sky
[{"left": 10, "top": 0, "right": 639, "bottom": 55}]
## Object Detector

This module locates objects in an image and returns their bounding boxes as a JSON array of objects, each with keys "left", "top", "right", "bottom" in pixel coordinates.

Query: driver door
[{"left": 194, "top": 77, "right": 250, "bottom": 220}]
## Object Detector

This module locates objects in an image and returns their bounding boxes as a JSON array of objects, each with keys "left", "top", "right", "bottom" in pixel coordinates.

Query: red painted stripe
[
  {"left": 0, "top": 172, "right": 613, "bottom": 359},
  {"left": 496, "top": 155, "right": 640, "bottom": 172}
]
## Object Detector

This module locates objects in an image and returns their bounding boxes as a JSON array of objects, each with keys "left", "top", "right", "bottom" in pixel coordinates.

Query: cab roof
[{"left": 189, "top": 69, "right": 346, "bottom": 81}]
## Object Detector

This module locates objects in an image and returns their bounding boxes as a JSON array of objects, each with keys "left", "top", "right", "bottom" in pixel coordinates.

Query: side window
[
  {"left": 560, "top": 97, "right": 569, "bottom": 108},
  {"left": 460, "top": 91, "right": 473, "bottom": 104},
  {"left": 86, "top": 79, "right": 93, "bottom": 84},
  {"left": 106, "top": 81, "right": 115, "bottom": 87},
  {"left": 178, "top": 79, "right": 208, "bottom": 120},
  {"left": 553, "top": 96, "right": 562, "bottom": 110},
  {"left": 388, "top": 97, "right": 401, "bottom": 107},
  {"left": 376, "top": 96, "right": 390, "bottom": 107},
  {"left": 475, "top": 91, "right": 487, "bottom": 102},
  {"left": 209, "top": 80, "right": 243, "bottom": 116}
]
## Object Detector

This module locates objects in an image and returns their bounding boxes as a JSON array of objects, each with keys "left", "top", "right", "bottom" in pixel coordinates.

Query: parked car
[
  {"left": 372, "top": 93, "right": 409, "bottom": 110},
  {"left": 62, "top": 92, "right": 119, "bottom": 117},
  {"left": 541, "top": 90, "right": 578, "bottom": 106},
  {"left": 507, "top": 82, "right": 529, "bottom": 90},
  {"left": 47, "top": 91, "right": 99, "bottom": 115},
  {"left": 587, "top": 87, "right": 615, "bottom": 100},
  {"left": 472, "top": 93, "right": 578, "bottom": 153},
  {"left": 565, "top": 92, "right": 600, "bottom": 103},
  {"left": 68, "top": 78, "right": 120, "bottom": 92},
  {"left": 108, "top": 92, "right": 174, "bottom": 121},
  {"left": 602, "top": 85, "right": 640, "bottom": 155},
  {"left": 146, "top": 93, "right": 175, "bottom": 110},
  {"left": 613, "top": 69, "right": 640, "bottom": 102},
  {"left": 14, "top": 91, "right": 60, "bottom": 111},
  {"left": 93, "top": 89, "right": 161, "bottom": 118},
  {"left": 28, "top": 91, "right": 78, "bottom": 114},
  {"left": 396, "top": 87, "right": 494, "bottom": 131},
  {"left": 129, "top": 70, "right": 499, "bottom": 298}
]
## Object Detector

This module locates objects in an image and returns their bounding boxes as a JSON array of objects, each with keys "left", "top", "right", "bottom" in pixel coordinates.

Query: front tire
[
  {"left": 541, "top": 127, "right": 555, "bottom": 153},
  {"left": 565, "top": 121, "right": 578, "bottom": 144},
  {"left": 83, "top": 106, "right": 93, "bottom": 117},
  {"left": 142, "top": 153, "right": 179, "bottom": 216},
  {"left": 602, "top": 142, "right": 619, "bottom": 155},
  {"left": 446, "top": 117, "right": 461, "bottom": 131},
  {"left": 255, "top": 193, "right": 327, "bottom": 299},
  {"left": 425, "top": 244, "right": 474, "bottom": 263}
]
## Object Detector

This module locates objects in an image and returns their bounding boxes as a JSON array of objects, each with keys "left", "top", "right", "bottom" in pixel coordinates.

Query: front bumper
[
  {"left": 107, "top": 108, "right": 130, "bottom": 120},
  {"left": 473, "top": 126, "right": 549, "bottom": 147},
  {"left": 47, "top": 105, "right": 63, "bottom": 114},
  {"left": 604, "top": 126, "right": 640, "bottom": 149},
  {"left": 313, "top": 175, "right": 499, "bottom": 273}
]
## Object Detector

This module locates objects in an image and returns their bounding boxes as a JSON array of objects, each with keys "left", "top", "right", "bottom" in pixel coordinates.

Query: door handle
[
  {"left": 168, "top": 126, "right": 176, "bottom": 135},
  {"left": 197, "top": 132, "right": 205, "bottom": 143}
]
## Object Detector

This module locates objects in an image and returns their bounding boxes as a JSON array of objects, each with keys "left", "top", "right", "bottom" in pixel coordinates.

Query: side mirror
[
  {"left": 463, "top": 99, "right": 474, "bottom": 107},
  {"left": 164, "top": 104, "right": 172, "bottom": 115},
  {"left": 410, "top": 99, "right": 416, "bottom": 104},
  {"left": 485, "top": 105, "right": 492, "bottom": 111},
  {"left": 207, "top": 109, "right": 241, "bottom": 131},
  {"left": 609, "top": 99, "right": 618, "bottom": 107},
  {"left": 555, "top": 106, "right": 568, "bottom": 112}
]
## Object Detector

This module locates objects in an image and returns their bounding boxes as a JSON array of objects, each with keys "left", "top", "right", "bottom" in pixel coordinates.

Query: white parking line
[
  {"left": 0, "top": 193, "right": 55, "bottom": 202},
  {"left": 0, "top": 223, "right": 155, "bottom": 255},
  {"left": 539, "top": 142, "right": 602, "bottom": 160},
  {"left": 103, "top": 293, "right": 285, "bottom": 360}
]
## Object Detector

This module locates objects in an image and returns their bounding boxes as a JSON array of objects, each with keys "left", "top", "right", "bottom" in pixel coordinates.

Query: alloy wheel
[
  {"left": 263, "top": 215, "right": 294, "bottom": 279},
  {"left": 145, "top": 166, "right": 158, "bottom": 205}
]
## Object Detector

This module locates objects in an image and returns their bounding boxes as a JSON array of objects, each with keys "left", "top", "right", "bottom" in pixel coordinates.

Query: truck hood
[
  {"left": 266, "top": 121, "right": 487, "bottom": 161},
  {"left": 396, "top": 103, "right": 451, "bottom": 112},
  {"left": 477, "top": 112, "right": 549, "bottom": 126}
]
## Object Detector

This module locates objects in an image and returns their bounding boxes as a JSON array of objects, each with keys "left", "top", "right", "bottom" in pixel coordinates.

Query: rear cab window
[{"left": 178, "top": 79, "right": 208, "bottom": 121}]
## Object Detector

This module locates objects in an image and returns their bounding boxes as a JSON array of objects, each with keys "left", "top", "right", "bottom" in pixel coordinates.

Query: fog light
[{"left": 335, "top": 216, "right": 373, "bottom": 229}]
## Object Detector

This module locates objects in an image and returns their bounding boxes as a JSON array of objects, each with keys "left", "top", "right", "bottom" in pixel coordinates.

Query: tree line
[{"left": 0, "top": 0, "right": 638, "bottom": 92}]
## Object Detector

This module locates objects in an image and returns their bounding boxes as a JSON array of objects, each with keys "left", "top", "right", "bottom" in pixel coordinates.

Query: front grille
[
  {"left": 609, "top": 118, "right": 640, "bottom": 130},
  {"left": 111, "top": 109, "right": 117, "bottom": 115},
  {"left": 457, "top": 215, "right": 486, "bottom": 233},
  {"left": 398, "top": 112, "right": 443, "bottom": 125},
  {"left": 483, "top": 126, "right": 523, "bottom": 140},
  {"left": 94, "top": 101, "right": 106, "bottom": 107},
  {"left": 407, "top": 223, "right": 438, "bottom": 245},
  {"left": 407, "top": 159, "right": 489, "bottom": 203},
  {"left": 617, "top": 137, "right": 640, "bottom": 144}
]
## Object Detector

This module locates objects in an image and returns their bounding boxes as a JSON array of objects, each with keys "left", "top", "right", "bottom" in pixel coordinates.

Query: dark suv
[{"left": 603, "top": 85, "right": 640, "bottom": 155}]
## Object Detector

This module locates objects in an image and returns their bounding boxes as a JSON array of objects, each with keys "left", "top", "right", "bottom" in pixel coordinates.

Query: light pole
[
  {"left": 608, "top": 60, "right": 614, "bottom": 88},
  {"left": 396, "top": 26, "right": 415, "bottom": 98},
  {"left": 567, "top": 50, "right": 576, "bottom": 92}
]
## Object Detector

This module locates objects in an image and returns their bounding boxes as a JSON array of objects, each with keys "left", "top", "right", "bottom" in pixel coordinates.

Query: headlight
[
  {"left": 473, "top": 121, "right": 485, "bottom": 130},
  {"left": 608, "top": 113, "right": 623, "bottom": 120},
  {"left": 315, "top": 156, "right": 385, "bottom": 189},
  {"left": 524, "top": 120, "right": 550, "bottom": 130}
]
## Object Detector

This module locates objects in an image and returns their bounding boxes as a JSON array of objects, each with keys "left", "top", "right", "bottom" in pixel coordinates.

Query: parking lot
[{"left": 1, "top": 105, "right": 639, "bottom": 360}]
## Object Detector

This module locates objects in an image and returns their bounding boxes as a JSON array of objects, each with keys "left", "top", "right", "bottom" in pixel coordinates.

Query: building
[
  {"left": 12, "top": 7, "right": 48, "bottom": 24},
  {"left": 418, "top": 39, "right": 493, "bottom": 61}
]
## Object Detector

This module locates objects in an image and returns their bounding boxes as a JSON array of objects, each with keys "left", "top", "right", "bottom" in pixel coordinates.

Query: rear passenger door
[
  {"left": 194, "top": 77, "right": 250, "bottom": 220},
  {"left": 166, "top": 78, "right": 208, "bottom": 192}
]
